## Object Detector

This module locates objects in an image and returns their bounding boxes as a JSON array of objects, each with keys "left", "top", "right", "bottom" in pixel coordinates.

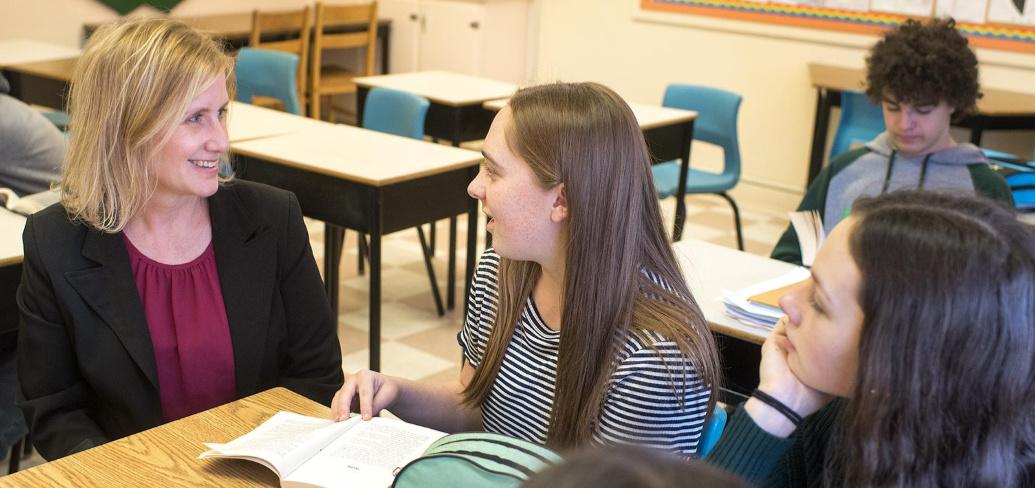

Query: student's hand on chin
[
  {"left": 330, "top": 370, "right": 399, "bottom": 422},
  {"left": 757, "top": 317, "right": 832, "bottom": 419}
]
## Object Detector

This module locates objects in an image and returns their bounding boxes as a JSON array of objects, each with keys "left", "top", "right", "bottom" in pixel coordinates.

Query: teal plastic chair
[
  {"left": 829, "top": 91, "right": 885, "bottom": 159},
  {"left": 652, "top": 84, "right": 744, "bottom": 249},
  {"left": 356, "top": 87, "right": 445, "bottom": 315},
  {"left": 698, "top": 404, "right": 728, "bottom": 457},
  {"left": 234, "top": 47, "right": 301, "bottom": 115}
]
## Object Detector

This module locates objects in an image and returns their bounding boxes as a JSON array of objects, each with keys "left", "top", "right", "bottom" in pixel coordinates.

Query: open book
[
  {"left": 0, "top": 188, "right": 59, "bottom": 216},
  {"left": 789, "top": 209, "right": 825, "bottom": 267},
  {"left": 199, "top": 411, "right": 447, "bottom": 488}
]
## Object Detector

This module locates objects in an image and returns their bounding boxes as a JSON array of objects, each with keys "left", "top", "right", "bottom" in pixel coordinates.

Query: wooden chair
[
  {"left": 249, "top": 7, "right": 311, "bottom": 114},
  {"left": 310, "top": 1, "right": 378, "bottom": 121}
]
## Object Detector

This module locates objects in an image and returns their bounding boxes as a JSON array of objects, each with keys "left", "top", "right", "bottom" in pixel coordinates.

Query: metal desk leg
[
  {"left": 464, "top": 169, "right": 479, "bottom": 318},
  {"left": 369, "top": 193, "right": 383, "bottom": 372},
  {"left": 672, "top": 119, "right": 694, "bottom": 241},
  {"left": 807, "top": 88, "right": 836, "bottom": 185},
  {"left": 447, "top": 216, "right": 457, "bottom": 309},
  {"left": 323, "top": 224, "right": 344, "bottom": 328}
]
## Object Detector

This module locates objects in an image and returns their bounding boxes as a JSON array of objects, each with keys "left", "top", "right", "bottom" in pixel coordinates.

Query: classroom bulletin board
[{"left": 641, "top": 0, "right": 1035, "bottom": 53}]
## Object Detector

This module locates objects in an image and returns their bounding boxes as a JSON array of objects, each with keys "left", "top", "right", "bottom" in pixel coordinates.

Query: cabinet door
[
  {"left": 419, "top": 0, "right": 484, "bottom": 76},
  {"left": 380, "top": 0, "right": 421, "bottom": 73}
]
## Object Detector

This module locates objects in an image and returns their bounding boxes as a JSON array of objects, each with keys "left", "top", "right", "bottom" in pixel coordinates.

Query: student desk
[
  {"left": 354, "top": 71, "right": 517, "bottom": 147},
  {"left": 0, "top": 40, "right": 79, "bottom": 110},
  {"left": 806, "top": 63, "right": 1035, "bottom": 185},
  {"left": 228, "top": 100, "right": 330, "bottom": 142},
  {"left": 483, "top": 98, "right": 699, "bottom": 241},
  {"left": 84, "top": 13, "right": 392, "bottom": 72},
  {"left": 0, "top": 210, "right": 26, "bottom": 338},
  {"left": 673, "top": 239, "right": 799, "bottom": 401},
  {"left": 231, "top": 123, "right": 482, "bottom": 372},
  {"left": 0, "top": 387, "right": 325, "bottom": 487}
]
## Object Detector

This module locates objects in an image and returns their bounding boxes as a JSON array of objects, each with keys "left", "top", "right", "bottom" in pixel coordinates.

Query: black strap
[{"left": 751, "top": 389, "right": 803, "bottom": 427}]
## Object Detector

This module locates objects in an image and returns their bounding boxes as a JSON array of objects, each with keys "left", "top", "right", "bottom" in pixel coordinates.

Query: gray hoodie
[{"left": 823, "top": 131, "right": 987, "bottom": 235}]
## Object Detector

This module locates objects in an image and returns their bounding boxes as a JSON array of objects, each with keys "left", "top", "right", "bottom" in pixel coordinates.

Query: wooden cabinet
[{"left": 381, "top": 0, "right": 531, "bottom": 83}]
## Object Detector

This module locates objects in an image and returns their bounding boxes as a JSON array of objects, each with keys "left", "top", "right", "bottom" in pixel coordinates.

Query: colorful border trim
[{"left": 642, "top": 0, "right": 1035, "bottom": 54}]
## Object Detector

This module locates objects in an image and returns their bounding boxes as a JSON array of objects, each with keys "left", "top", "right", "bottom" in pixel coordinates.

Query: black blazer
[{"left": 16, "top": 180, "right": 343, "bottom": 460}]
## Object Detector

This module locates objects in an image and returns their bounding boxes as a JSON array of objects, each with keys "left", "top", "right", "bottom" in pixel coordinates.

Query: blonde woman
[
  {"left": 17, "top": 19, "right": 342, "bottom": 461},
  {"left": 332, "top": 82, "right": 721, "bottom": 455}
]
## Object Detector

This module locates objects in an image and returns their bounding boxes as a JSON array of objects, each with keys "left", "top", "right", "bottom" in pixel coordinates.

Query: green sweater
[{"left": 706, "top": 400, "right": 845, "bottom": 487}]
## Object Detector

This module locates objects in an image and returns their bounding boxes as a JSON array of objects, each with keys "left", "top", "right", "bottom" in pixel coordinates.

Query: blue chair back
[
  {"left": 362, "top": 87, "right": 430, "bottom": 140},
  {"left": 830, "top": 91, "right": 885, "bottom": 159},
  {"left": 234, "top": 47, "right": 301, "bottom": 115},
  {"left": 698, "top": 404, "right": 728, "bottom": 457},
  {"left": 662, "top": 84, "right": 743, "bottom": 180}
]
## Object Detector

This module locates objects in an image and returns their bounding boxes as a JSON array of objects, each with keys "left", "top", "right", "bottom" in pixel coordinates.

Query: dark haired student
[
  {"left": 708, "top": 190, "right": 1035, "bottom": 486},
  {"left": 772, "top": 18, "right": 1012, "bottom": 265}
]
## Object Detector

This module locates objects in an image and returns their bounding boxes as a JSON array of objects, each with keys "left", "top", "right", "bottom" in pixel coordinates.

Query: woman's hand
[
  {"left": 330, "top": 370, "right": 399, "bottom": 422},
  {"left": 747, "top": 317, "right": 833, "bottom": 436}
]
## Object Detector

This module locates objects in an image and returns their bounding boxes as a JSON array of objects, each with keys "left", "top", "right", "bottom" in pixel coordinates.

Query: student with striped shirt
[{"left": 332, "top": 82, "right": 721, "bottom": 455}]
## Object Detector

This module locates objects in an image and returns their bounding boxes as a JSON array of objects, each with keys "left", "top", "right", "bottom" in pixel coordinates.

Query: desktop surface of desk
[
  {"left": 674, "top": 239, "right": 798, "bottom": 400},
  {"left": 0, "top": 387, "right": 326, "bottom": 487},
  {"left": 0, "top": 40, "right": 79, "bottom": 67},
  {"left": 355, "top": 71, "right": 517, "bottom": 145}
]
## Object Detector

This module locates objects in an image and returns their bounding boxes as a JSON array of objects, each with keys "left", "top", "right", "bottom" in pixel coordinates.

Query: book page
[
  {"left": 284, "top": 417, "right": 446, "bottom": 488},
  {"left": 199, "top": 412, "right": 359, "bottom": 478}
]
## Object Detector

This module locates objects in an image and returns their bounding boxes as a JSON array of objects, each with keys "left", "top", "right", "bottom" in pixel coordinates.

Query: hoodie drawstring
[{"left": 881, "top": 151, "right": 932, "bottom": 194}]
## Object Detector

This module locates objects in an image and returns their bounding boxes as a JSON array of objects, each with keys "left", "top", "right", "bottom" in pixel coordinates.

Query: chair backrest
[
  {"left": 362, "top": 87, "right": 430, "bottom": 140},
  {"left": 662, "top": 84, "right": 743, "bottom": 178},
  {"left": 829, "top": 90, "right": 885, "bottom": 159},
  {"left": 697, "top": 404, "right": 728, "bottom": 458},
  {"left": 311, "top": 2, "right": 378, "bottom": 89},
  {"left": 235, "top": 47, "right": 302, "bottom": 115},
  {"left": 250, "top": 7, "right": 310, "bottom": 111}
]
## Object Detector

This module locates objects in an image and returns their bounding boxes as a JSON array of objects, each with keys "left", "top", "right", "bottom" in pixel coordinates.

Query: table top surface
[
  {"left": 3, "top": 56, "right": 77, "bottom": 81},
  {"left": 674, "top": 239, "right": 799, "bottom": 344},
  {"left": 483, "top": 98, "right": 698, "bottom": 129},
  {"left": 231, "top": 123, "right": 482, "bottom": 186},
  {"left": 354, "top": 71, "right": 518, "bottom": 107},
  {"left": 808, "top": 62, "right": 1035, "bottom": 116},
  {"left": 0, "top": 39, "right": 80, "bottom": 68},
  {"left": 0, "top": 209, "right": 26, "bottom": 268},
  {"left": 0, "top": 388, "right": 326, "bottom": 488},
  {"left": 228, "top": 101, "right": 331, "bottom": 142}
]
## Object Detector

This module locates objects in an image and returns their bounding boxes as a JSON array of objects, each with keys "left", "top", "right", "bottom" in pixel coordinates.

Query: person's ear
[{"left": 550, "top": 183, "right": 568, "bottom": 223}]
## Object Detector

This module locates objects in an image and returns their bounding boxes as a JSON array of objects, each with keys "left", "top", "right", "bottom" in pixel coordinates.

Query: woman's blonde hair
[{"left": 61, "top": 18, "right": 235, "bottom": 232}]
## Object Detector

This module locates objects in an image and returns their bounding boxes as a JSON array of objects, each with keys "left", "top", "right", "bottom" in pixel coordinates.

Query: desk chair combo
[
  {"left": 310, "top": 1, "right": 378, "bottom": 121},
  {"left": 248, "top": 6, "right": 311, "bottom": 115},
  {"left": 652, "top": 84, "right": 745, "bottom": 249},
  {"left": 346, "top": 87, "right": 446, "bottom": 316}
]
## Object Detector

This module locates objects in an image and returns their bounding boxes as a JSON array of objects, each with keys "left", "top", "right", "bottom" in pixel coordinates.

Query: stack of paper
[{"left": 720, "top": 267, "right": 810, "bottom": 328}]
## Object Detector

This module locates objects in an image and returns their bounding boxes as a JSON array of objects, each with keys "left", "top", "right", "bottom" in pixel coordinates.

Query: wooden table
[
  {"left": 85, "top": 13, "right": 392, "bottom": 72},
  {"left": 232, "top": 123, "right": 482, "bottom": 372},
  {"left": 0, "top": 387, "right": 326, "bottom": 487},
  {"left": 0, "top": 39, "right": 79, "bottom": 110},
  {"left": 673, "top": 239, "right": 800, "bottom": 401},
  {"left": 228, "top": 101, "right": 331, "bottom": 142},
  {"left": 806, "top": 63, "right": 1035, "bottom": 185},
  {"left": 483, "top": 98, "right": 699, "bottom": 241}
]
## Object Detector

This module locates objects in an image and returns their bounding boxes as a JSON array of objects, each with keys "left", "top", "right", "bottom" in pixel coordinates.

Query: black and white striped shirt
[{"left": 458, "top": 250, "right": 711, "bottom": 455}]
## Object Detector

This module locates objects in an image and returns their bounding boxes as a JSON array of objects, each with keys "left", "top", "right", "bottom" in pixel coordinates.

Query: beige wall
[{"left": 532, "top": 0, "right": 1035, "bottom": 196}]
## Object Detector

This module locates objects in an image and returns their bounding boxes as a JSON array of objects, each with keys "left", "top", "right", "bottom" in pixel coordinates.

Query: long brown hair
[
  {"left": 462, "top": 82, "right": 720, "bottom": 449},
  {"left": 841, "top": 191, "right": 1035, "bottom": 486}
]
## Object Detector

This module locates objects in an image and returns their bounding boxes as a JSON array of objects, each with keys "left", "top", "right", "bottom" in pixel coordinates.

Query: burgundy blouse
[{"left": 124, "top": 236, "right": 237, "bottom": 421}]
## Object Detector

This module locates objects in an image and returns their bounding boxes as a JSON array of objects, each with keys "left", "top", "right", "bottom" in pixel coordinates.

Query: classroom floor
[{"left": 2, "top": 190, "right": 792, "bottom": 474}]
